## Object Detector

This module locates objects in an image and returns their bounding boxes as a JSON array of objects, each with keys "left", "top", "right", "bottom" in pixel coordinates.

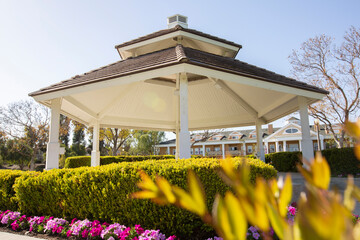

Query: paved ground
[
  {"left": 0, "top": 231, "right": 44, "bottom": 240},
  {"left": 278, "top": 172, "right": 360, "bottom": 215}
]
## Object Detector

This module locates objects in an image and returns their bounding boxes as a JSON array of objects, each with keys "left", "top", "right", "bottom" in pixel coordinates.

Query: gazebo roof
[
  {"left": 29, "top": 19, "right": 328, "bottom": 132},
  {"left": 29, "top": 45, "right": 327, "bottom": 97}
]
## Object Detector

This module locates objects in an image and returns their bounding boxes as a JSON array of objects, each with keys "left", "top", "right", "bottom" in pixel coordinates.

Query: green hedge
[
  {"left": 321, "top": 147, "right": 360, "bottom": 175},
  {"left": 0, "top": 170, "right": 28, "bottom": 211},
  {"left": 265, "top": 148, "right": 360, "bottom": 174},
  {"left": 265, "top": 151, "right": 302, "bottom": 172},
  {"left": 12, "top": 157, "right": 276, "bottom": 239},
  {"left": 64, "top": 155, "right": 175, "bottom": 168}
]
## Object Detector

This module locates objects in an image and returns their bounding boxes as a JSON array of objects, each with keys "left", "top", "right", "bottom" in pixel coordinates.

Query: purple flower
[{"left": 253, "top": 232, "right": 260, "bottom": 240}]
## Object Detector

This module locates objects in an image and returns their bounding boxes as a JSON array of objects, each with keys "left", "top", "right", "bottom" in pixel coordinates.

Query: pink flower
[
  {"left": 66, "top": 230, "right": 73, "bottom": 237},
  {"left": 82, "top": 229, "right": 89, "bottom": 238},
  {"left": 288, "top": 206, "right": 296, "bottom": 216},
  {"left": 135, "top": 224, "right": 144, "bottom": 234},
  {"left": 56, "top": 226, "right": 63, "bottom": 234}
]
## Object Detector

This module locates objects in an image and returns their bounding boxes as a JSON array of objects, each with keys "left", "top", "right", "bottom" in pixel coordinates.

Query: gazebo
[{"left": 29, "top": 15, "right": 328, "bottom": 170}]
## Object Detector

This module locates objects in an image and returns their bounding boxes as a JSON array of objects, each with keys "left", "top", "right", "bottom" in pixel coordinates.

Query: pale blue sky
[{"left": 0, "top": 0, "right": 359, "bottom": 131}]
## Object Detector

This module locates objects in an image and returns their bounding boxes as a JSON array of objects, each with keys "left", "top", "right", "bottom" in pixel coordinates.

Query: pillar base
[
  {"left": 45, "top": 142, "right": 60, "bottom": 170},
  {"left": 91, "top": 151, "right": 100, "bottom": 167}
]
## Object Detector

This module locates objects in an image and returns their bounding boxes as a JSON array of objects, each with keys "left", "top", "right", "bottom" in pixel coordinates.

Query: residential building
[{"left": 157, "top": 117, "right": 350, "bottom": 158}]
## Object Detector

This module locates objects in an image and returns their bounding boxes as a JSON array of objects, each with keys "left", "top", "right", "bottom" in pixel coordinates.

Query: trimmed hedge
[
  {"left": 12, "top": 157, "right": 276, "bottom": 239},
  {"left": 265, "top": 147, "right": 360, "bottom": 174},
  {"left": 265, "top": 152, "right": 302, "bottom": 172},
  {"left": 0, "top": 170, "right": 28, "bottom": 211},
  {"left": 322, "top": 147, "right": 360, "bottom": 175},
  {"left": 64, "top": 155, "right": 175, "bottom": 168}
]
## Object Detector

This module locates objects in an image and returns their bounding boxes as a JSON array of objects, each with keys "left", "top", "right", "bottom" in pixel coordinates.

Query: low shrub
[
  {"left": 322, "top": 147, "right": 360, "bottom": 175},
  {"left": 64, "top": 155, "right": 175, "bottom": 168},
  {"left": 13, "top": 157, "right": 276, "bottom": 239},
  {"left": 0, "top": 170, "right": 28, "bottom": 211},
  {"left": 265, "top": 151, "right": 302, "bottom": 172},
  {"left": 265, "top": 147, "right": 360, "bottom": 174}
]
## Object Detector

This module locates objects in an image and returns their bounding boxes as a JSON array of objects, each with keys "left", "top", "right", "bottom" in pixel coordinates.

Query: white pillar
[
  {"left": 256, "top": 120, "right": 265, "bottom": 161},
  {"left": 179, "top": 73, "right": 191, "bottom": 159},
  {"left": 320, "top": 136, "right": 324, "bottom": 151},
  {"left": 283, "top": 141, "right": 287, "bottom": 152},
  {"left": 299, "top": 140, "right": 302, "bottom": 151},
  {"left": 202, "top": 144, "right": 206, "bottom": 157},
  {"left": 167, "top": 146, "right": 170, "bottom": 155},
  {"left": 46, "top": 98, "right": 61, "bottom": 170},
  {"left": 175, "top": 75, "right": 180, "bottom": 160},
  {"left": 298, "top": 96, "right": 314, "bottom": 161},
  {"left": 222, "top": 143, "right": 226, "bottom": 159},
  {"left": 275, "top": 141, "right": 279, "bottom": 152},
  {"left": 91, "top": 121, "right": 100, "bottom": 167},
  {"left": 242, "top": 143, "right": 246, "bottom": 155}
]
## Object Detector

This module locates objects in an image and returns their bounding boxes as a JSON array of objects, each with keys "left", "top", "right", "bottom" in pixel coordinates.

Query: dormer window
[{"left": 285, "top": 128, "right": 299, "bottom": 134}]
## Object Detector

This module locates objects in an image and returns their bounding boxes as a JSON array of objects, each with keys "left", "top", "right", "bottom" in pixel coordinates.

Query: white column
[
  {"left": 275, "top": 141, "right": 279, "bottom": 152},
  {"left": 46, "top": 98, "right": 61, "bottom": 170},
  {"left": 202, "top": 144, "right": 206, "bottom": 157},
  {"left": 320, "top": 136, "right": 324, "bottom": 150},
  {"left": 242, "top": 143, "right": 246, "bottom": 155},
  {"left": 167, "top": 146, "right": 170, "bottom": 155},
  {"left": 91, "top": 121, "right": 100, "bottom": 167},
  {"left": 222, "top": 143, "right": 226, "bottom": 159},
  {"left": 283, "top": 140, "right": 287, "bottom": 152},
  {"left": 179, "top": 73, "right": 191, "bottom": 159},
  {"left": 256, "top": 120, "right": 265, "bottom": 161},
  {"left": 299, "top": 140, "right": 302, "bottom": 151},
  {"left": 298, "top": 96, "right": 314, "bottom": 160},
  {"left": 175, "top": 75, "right": 180, "bottom": 159}
]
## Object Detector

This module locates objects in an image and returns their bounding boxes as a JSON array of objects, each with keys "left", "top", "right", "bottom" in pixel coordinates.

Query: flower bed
[{"left": 0, "top": 210, "right": 176, "bottom": 240}]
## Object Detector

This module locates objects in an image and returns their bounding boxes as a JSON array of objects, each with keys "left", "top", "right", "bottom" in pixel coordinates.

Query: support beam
[
  {"left": 257, "top": 94, "right": 295, "bottom": 118},
  {"left": 202, "top": 145, "right": 206, "bottom": 157},
  {"left": 209, "top": 78, "right": 265, "bottom": 122},
  {"left": 298, "top": 96, "right": 314, "bottom": 161},
  {"left": 91, "top": 121, "right": 101, "bottom": 167},
  {"left": 167, "top": 146, "right": 170, "bottom": 155},
  {"left": 256, "top": 120, "right": 265, "bottom": 161},
  {"left": 283, "top": 141, "right": 287, "bottom": 152},
  {"left": 64, "top": 96, "right": 98, "bottom": 118},
  {"left": 179, "top": 73, "right": 191, "bottom": 159},
  {"left": 46, "top": 98, "right": 61, "bottom": 170},
  {"left": 275, "top": 141, "right": 279, "bottom": 152}
]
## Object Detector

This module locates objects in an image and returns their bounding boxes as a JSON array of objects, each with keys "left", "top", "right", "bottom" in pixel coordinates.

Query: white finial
[{"left": 167, "top": 14, "right": 188, "bottom": 29}]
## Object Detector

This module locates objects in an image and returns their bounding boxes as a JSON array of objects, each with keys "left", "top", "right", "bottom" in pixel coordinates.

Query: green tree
[
  {"left": 101, "top": 128, "right": 131, "bottom": 156},
  {"left": 132, "top": 130, "right": 165, "bottom": 155},
  {"left": 68, "top": 121, "right": 86, "bottom": 156},
  {"left": 0, "top": 100, "right": 49, "bottom": 170},
  {"left": 4, "top": 138, "right": 33, "bottom": 170}
]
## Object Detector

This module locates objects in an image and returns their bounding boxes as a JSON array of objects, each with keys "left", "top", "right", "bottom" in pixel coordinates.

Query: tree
[
  {"left": 0, "top": 100, "right": 49, "bottom": 170},
  {"left": 4, "top": 138, "right": 33, "bottom": 170},
  {"left": 101, "top": 128, "right": 131, "bottom": 156},
  {"left": 69, "top": 121, "right": 86, "bottom": 156},
  {"left": 59, "top": 115, "right": 71, "bottom": 148},
  {"left": 132, "top": 131, "right": 165, "bottom": 155},
  {"left": 289, "top": 26, "right": 360, "bottom": 148}
]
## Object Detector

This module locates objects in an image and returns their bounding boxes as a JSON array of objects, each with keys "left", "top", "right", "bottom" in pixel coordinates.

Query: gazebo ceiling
[{"left": 30, "top": 25, "right": 327, "bottom": 132}]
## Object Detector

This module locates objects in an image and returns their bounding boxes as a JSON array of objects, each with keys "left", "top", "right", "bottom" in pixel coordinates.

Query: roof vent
[{"left": 167, "top": 14, "right": 188, "bottom": 29}]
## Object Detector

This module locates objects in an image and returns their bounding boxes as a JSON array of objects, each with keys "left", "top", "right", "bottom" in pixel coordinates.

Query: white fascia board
[
  {"left": 183, "top": 64, "right": 326, "bottom": 100},
  {"left": 32, "top": 64, "right": 186, "bottom": 102}
]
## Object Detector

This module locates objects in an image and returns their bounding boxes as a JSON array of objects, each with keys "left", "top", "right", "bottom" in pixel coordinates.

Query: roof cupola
[{"left": 167, "top": 14, "right": 188, "bottom": 29}]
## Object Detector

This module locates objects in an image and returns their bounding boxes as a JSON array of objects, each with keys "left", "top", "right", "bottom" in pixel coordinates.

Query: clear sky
[{"left": 0, "top": 0, "right": 359, "bottom": 134}]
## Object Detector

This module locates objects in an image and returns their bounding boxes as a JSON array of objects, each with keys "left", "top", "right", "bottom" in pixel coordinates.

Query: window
[
  {"left": 230, "top": 135, "right": 239, "bottom": 140},
  {"left": 269, "top": 144, "right": 275, "bottom": 153},
  {"left": 190, "top": 149, "right": 194, "bottom": 154},
  {"left": 195, "top": 148, "right": 199, "bottom": 154},
  {"left": 229, "top": 146, "right": 238, "bottom": 151},
  {"left": 206, "top": 147, "right": 211, "bottom": 152},
  {"left": 247, "top": 145, "right": 253, "bottom": 153},
  {"left": 288, "top": 144, "right": 299, "bottom": 152},
  {"left": 172, "top": 149, "right": 176, "bottom": 155},
  {"left": 200, "top": 148, "right": 203, "bottom": 154},
  {"left": 214, "top": 147, "right": 221, "bottom": 152},
  {"left": 285, "top": 128, "right": 299, "bottom": 134}
]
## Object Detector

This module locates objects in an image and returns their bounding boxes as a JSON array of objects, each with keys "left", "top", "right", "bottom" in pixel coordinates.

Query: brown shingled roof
[
  {"left": 115, "top": 25, "right": 242, "bottom": 49},
  {"left": 29, "top": 45, "right": 328, "bottom": 96}
]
